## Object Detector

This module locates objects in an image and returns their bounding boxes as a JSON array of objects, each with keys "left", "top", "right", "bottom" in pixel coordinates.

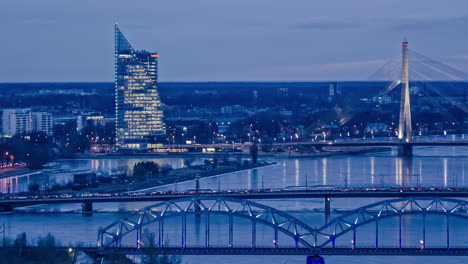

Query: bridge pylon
[{"left": 398, "top": 41, "right": 413, "bottom": 157}]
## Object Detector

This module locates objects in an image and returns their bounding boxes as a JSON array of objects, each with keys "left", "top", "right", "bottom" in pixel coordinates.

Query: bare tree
[
  {"left": 183, "top": 158, "right": 195, "bottom": 168},
  {"left": 141, "top": 229, "right": 182, "bottom": 264}
]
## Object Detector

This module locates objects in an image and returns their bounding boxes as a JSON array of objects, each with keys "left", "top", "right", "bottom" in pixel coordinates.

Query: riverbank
[
  {"left": 54, "top": 161, "right": 275, "bottom": 194},
  {"left": 65, "top": 146, "right": 391, "bottom": 160},
  {"left": 284, "top": 146, "right": 392, "bottom": 158},
  {"left": 0, "top": 167, "right": 32, "bottom": 179}
]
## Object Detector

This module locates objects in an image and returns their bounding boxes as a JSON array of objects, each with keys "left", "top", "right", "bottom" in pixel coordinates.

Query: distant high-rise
[
  {"left": 32, "top": 112, "right": 53, "bottom": 136},
  {"left": 2, "top": 109, "right": 52, "bottom": 136},
  {"left": 2, "top": 109, "right": 32, "bottom": 136},
  {"left": 328, "top": 82, "right": 342, "bottom": 101},
  {"left": 114, "top": 24, "right": 165, "bottom": 150}
]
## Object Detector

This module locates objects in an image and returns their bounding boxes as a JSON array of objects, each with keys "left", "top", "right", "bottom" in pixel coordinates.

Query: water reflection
[
  {"left": 148, "top": 146, "right": 468, "bottom": 193},
  {"left": 395, "top": 157, "right": 413, "bottom": 187},
  {"left": 313, "top": 160, "right": 319, "bottom": 185},
  {"left": 0, "top": 147, "right": 466, "bottom": 264},
  {"left": 0, "top": 147, "right": 467, "bottom": 194},
  {"left": 346, "top": 158, "right": 351, "bottom": 188},
  {"left": 321, "top": 158, "right": 327, "bottom": 185},
  {"left": 443, "top": 158, "right": 448, "bottom": 188},
  {"left": 463, "top": 160, "right": 466, "bottom": 186},
  {"left": 0, "top": 158, "right": 188, "bottom": 194},
  {"left": 294, "top": 159, "right": 300, "bottom": 186},
  {"left": 251, "top": 170, "right": 258, "bottom": 190},
  {"left": 282, "top": 162, "right": 287, "bottom": 188},
  {"left": 0, "top": 173, "right": 35, "bottom": 193}
]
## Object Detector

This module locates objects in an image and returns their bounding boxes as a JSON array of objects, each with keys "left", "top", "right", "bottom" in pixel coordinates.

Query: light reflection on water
[
  {"left": 0, "top": 158, "right": 189, "bottom": 194},
  {"left": 143, "top": 147, "right": 468, "bottom": 193},
  {"left": 0, "top": 146, "right": 467, "bottom": 263}
]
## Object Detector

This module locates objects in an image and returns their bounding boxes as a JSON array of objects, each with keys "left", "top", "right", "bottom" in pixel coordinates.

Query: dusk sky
[{"left": 2, "top": 0, "right": 468, "bottom": 82}]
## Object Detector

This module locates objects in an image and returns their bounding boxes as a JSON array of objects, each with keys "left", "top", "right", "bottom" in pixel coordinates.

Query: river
[{"left": 0, "top": 145, "right": 467, "bottom": 264}]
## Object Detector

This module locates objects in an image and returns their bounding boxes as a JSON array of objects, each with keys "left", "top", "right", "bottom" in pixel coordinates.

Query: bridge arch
[
  {"left": 98, "top": 197, "right": 468, "bottom": 251},
  {"left": 98, "top": 197, "right": 317, "bottom": 250},
  {"left": 313, "top": 197, "right": 468, "bottom": 248}
]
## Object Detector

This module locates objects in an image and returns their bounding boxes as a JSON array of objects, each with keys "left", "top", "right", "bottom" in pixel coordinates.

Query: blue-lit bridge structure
[
  {"left": 96, "top": 196, "right": 468, "bottom": 260},
  {"left": 3, "top": 189, "right": 468, "bottom": 215}
]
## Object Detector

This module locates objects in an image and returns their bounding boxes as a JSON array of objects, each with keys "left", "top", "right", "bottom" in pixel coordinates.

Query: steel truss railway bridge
[{"left": 94, "top": 196, "right": 468, "bottom": 262}]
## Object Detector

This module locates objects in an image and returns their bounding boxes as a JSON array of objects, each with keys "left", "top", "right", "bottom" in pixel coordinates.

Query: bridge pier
[
  {"left": 0, "top": 204, "right": 13, "bottom": 213},
  {"left": 324, "top": 197, "right": 331, "bottom": 224},
  {"left": 194, "top": 200, "right": 201, "bottom": 215},
  {"left": 397, "top": 144, "right": 413, "bottom": 157},
  {"left": 307, "top": 255, "right": 325, "bottom": 263},
  {"left": 82, "top": 202, "right": 93, "bottom": 216},
  {"left": 195, "top": 175, "right": 201, "bottom": 215}
]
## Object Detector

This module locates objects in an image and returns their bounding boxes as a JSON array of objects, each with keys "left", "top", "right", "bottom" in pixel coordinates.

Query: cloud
[
  {"left": 284, "top": 59, "right": 387, "bottom": 72},
  {"left": 389, "top": 16, "right": 468, "bottom": 31},
  {"left": 245, "top": 59, "right": 388, "bottom": 81},
  {"left": 294, "top": 18, "right": 362, "bottom": 30}
]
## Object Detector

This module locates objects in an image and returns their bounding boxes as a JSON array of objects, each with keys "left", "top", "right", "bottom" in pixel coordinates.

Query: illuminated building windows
[{"left": 115, "top": 25, "right": 165, "bottom": 150}]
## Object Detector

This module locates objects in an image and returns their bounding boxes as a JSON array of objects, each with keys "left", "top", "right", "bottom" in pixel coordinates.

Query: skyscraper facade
[{"left": 114, "top": 25, "right": 165, "bottom": 150}]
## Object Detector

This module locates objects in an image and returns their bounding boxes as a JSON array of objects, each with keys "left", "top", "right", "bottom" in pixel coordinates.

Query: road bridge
[
  {"left": 2, "top": 189, "right": 468, "bottom": 215},
  {"left": 150, "top": 140, "right": 468, "bottom": 150}
]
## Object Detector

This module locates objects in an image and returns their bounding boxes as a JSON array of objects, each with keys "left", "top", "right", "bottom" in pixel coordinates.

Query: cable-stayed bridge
[
  {"left": 292, "top": 41, "right": 468, "bottom": 156},
  {"left": 155, "top": 43, "right": 468, "bottom": 156}
]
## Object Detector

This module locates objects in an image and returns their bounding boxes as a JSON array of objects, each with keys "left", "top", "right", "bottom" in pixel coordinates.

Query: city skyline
[
  {"left": 2, "top": 0, "right": 468, "bottom": 82},
  {"left": 0, "top": 2, "right": 467, "bottom": 264}
]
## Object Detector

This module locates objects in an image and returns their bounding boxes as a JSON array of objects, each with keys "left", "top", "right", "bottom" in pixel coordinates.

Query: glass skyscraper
[{"left": 114, "top": 24, "right": 165, "bottom": 150}]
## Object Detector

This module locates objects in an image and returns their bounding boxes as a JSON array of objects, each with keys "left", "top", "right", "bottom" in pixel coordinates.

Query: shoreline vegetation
[{"left": 0, "top": 232, "right": 181, "bottom": 264}]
